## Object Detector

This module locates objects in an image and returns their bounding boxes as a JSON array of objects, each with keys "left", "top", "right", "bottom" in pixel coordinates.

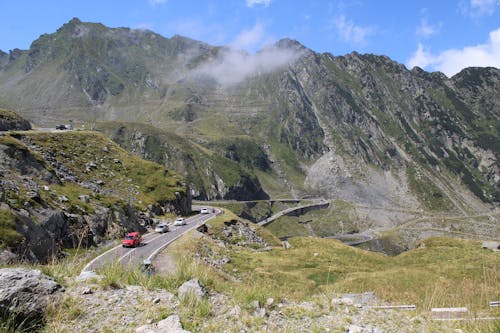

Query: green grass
[
  {"left": 164, "top": 209, "right": 498, "bottom": 323},
  {"left": 266, "top": 215, "right": 311, "bottom": 238},
  {"left": 0, "top": 209, "right": 23, "bottom": 249},
  {"left": 265, "top": 200, "right": 356, "bottom": 238},
  {"left": 172, "top": 218, "right": 499, "bottom": 316}
]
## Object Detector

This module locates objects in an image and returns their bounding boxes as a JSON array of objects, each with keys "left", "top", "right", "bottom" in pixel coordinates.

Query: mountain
[{"left": 0, "top": 18, "right": 498, "bottom": 216}]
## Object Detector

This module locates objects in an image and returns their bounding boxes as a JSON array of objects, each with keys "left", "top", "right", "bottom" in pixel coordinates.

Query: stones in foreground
[
  {"left": 177, "top": 278, "right": 207, "bottom": 301},
  {"left": 136, "top": 314, "right": 190, "bottom": 333},
  {"left": 0, "top": 268, "right": 64, "bottom": 324}
]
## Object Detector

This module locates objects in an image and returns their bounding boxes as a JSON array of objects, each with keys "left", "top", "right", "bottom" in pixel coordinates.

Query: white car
[
  {"left": 173, "top": 218, "right": 186, "bottom": 226},
  {"left": 200, "top": 208, "right": 210, "bottom": 214},
  {"left": 154, "top": 223, "right": 169, "bottom": 233}
]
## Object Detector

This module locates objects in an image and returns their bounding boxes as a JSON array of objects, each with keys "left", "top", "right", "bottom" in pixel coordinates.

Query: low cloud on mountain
[{"left": 190, "top": 45, "right": 303, "bottom": 85}]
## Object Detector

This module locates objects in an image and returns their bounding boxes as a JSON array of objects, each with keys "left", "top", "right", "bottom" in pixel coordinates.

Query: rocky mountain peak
[{"left": 273, "top": 38, "right": 308, "bottom": 52}]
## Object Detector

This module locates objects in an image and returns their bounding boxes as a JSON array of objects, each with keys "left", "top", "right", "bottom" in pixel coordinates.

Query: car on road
[
  {"left": 154, "top": 223, "right": 169, "bottom": 233},
  {"left": 173, "top": 217, "right": 186, "bottom": 226},
  {"left": 122, "top": 231, "right": 141, "bottom": 247},
  {"left": 200, "top": 208, "right": 210, "bottom": 214}
]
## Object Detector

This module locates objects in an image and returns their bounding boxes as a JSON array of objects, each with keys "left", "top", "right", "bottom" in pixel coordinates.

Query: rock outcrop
[
  {"left": 0, "top": 109, "right": 31, "bottom": 131},
  {"left": 177, "top": 278, "right": 207, "bottom": 301},
  {"left": 0, "top": 268, "right": 63, "bottom": 324}
]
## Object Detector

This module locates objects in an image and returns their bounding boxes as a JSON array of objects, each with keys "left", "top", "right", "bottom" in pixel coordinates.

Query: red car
[{"left": 122, "top": 232, "right": 141, "bottom": 248}]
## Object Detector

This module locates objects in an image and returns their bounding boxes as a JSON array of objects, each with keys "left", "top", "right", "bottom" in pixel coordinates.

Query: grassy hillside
[
  {"left": 96, "top": 122, "right": 270, "bottom": 200},
  {"left": 8, "top": 131, "right": 185, "bottom": 210},
  {"left": 154, "top": 210, "right": 499, "bottom": 331}
]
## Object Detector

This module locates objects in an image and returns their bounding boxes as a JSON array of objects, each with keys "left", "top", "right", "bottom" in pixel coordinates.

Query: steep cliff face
[
  {"left": 0, "top": 19, "right": 498, "bottom": 213},
  {"left": 0, "top": 128, "right": 190, "bottom": 263}
]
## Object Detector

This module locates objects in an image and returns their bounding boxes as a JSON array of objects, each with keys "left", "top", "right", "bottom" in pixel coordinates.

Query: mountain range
[{"left": 1, "top": 18, "right": 498, "bottom": 215}]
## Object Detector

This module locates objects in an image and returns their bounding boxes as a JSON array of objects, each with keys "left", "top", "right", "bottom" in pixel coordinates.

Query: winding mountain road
[{"left": 81, "top": 208, "right": 219, "bottom": 273}]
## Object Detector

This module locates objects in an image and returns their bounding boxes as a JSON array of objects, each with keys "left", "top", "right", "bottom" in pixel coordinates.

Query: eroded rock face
[{"left": 0, "top": 268, "right": 63, "bottom": 324}]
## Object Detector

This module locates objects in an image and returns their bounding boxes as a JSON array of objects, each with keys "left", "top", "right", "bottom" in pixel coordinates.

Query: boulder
[
  {"left": 178, "top": 278, "right": 207, "bottom": 301},
  {"left": 136, "top": 314, "right": 190, "bottom": 333},
  {"left": 0, "top": 268, "right": 63, "bottom": 324},
  {"left": 346, "top": 324, "right": 364, "bottom": 333}
]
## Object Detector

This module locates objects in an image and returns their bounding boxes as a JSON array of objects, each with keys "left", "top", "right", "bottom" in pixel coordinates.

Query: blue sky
[{"left": 0, "top": 0, "right": 499, "bottom": 76}]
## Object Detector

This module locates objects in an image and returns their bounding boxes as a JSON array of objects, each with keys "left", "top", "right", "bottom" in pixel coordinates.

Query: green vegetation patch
[
  {"left": 0, "top": 209, "right": 23, "bottom": 249},
  {"left": 224, "top": 236, "right": 499, "bottom": 311},
  {"left": 406, "top": 165, "right": 453, "bottom": 211},
  {"left": 266, "top": 200, "right": 356, "bottom": 238}
]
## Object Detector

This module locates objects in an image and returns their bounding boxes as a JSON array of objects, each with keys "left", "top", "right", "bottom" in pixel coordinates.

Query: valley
[{"left": 0, "top": 18, "right": 499, "bottom": 333}]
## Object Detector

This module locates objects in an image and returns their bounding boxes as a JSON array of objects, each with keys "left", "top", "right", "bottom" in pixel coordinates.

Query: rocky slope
[
  {"left": 0, "top": 18, "right": 498, "bottom": 216},
  {"left": 0, "top": 126, "right": 190, "bottom": 263}
]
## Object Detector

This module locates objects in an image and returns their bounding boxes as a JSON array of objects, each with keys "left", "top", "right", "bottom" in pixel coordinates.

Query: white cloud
[
  {"left": 246, "top": 0, "right": 272, "bottom": 7},
  {"left": 149, "top": 0, "right": 167, "bottom": 6},
  {"left": 471, "top": 0, "right": 500, "bottom": 14},
  {"left": 416, "top": 18, "right": 440, "bottom": 39},
  {"left": 461, "top": 0, "right": 500, "bottom": 16},
  {"left": 230, "top": 23, "right": 266, "bottom": 50},
  {"left": 407, "top": 28, "right": 500, "bottom": 76},
  {"left": 190, "top": 45, "right": 304, "bottom": 85},
  {"left": 332, "top": 15, "right": 373, "bottom": 44},
  {"left": 407, "top": 43, "right": 434, "bottom": 69}
]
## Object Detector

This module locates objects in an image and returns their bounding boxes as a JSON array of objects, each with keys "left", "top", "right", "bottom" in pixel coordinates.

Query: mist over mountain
[{"left": 0, "top": 18, "right": 498, "bottom": 216}]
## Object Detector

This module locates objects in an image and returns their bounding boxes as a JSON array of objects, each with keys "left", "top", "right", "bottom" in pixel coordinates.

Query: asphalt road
[{"left": 82, "top": 209, "right": 219, "bottom": 273}]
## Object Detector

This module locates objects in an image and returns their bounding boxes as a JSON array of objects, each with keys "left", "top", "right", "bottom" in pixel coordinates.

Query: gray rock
[
  {"left": 265, "top": 297, "right": 275, "bottom": 307},
  {"left": 0, "top": 268, "right": 64, "bottom": 323},
  {"left": 229, "top": 305, "right": 241, "bottom": 317},
  {"left": 79, "top": 194, "right": 90, "bottom": 203},
  {"left": 178, "top": 278, "right": 207, "bottom": 300},
  {"left": 254, "top": 307, "right": 266, "bottom": 317},
  {"left": 136, "top": 325, "right": 157, "bottom": 333},
  {"left": 0, "top": 248, "right": 17, "bottom": 264},
  {"left": 347, "top": 324, "right": 364, "bottom": 333},
  {"left": 250, "top": 300, "right": 260, "bottom": 309},
  {"left": 76, "top": 270, "right": 103, "bottom": 282},
  {"left": 81, "top": 287, "right": 92, "bottom": 295},
  {"left": 157, "top": 314, "right": 190, "bottom": 332},
  {"left": 136, "top": 314, "right": 190, "bottom": 333}
]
